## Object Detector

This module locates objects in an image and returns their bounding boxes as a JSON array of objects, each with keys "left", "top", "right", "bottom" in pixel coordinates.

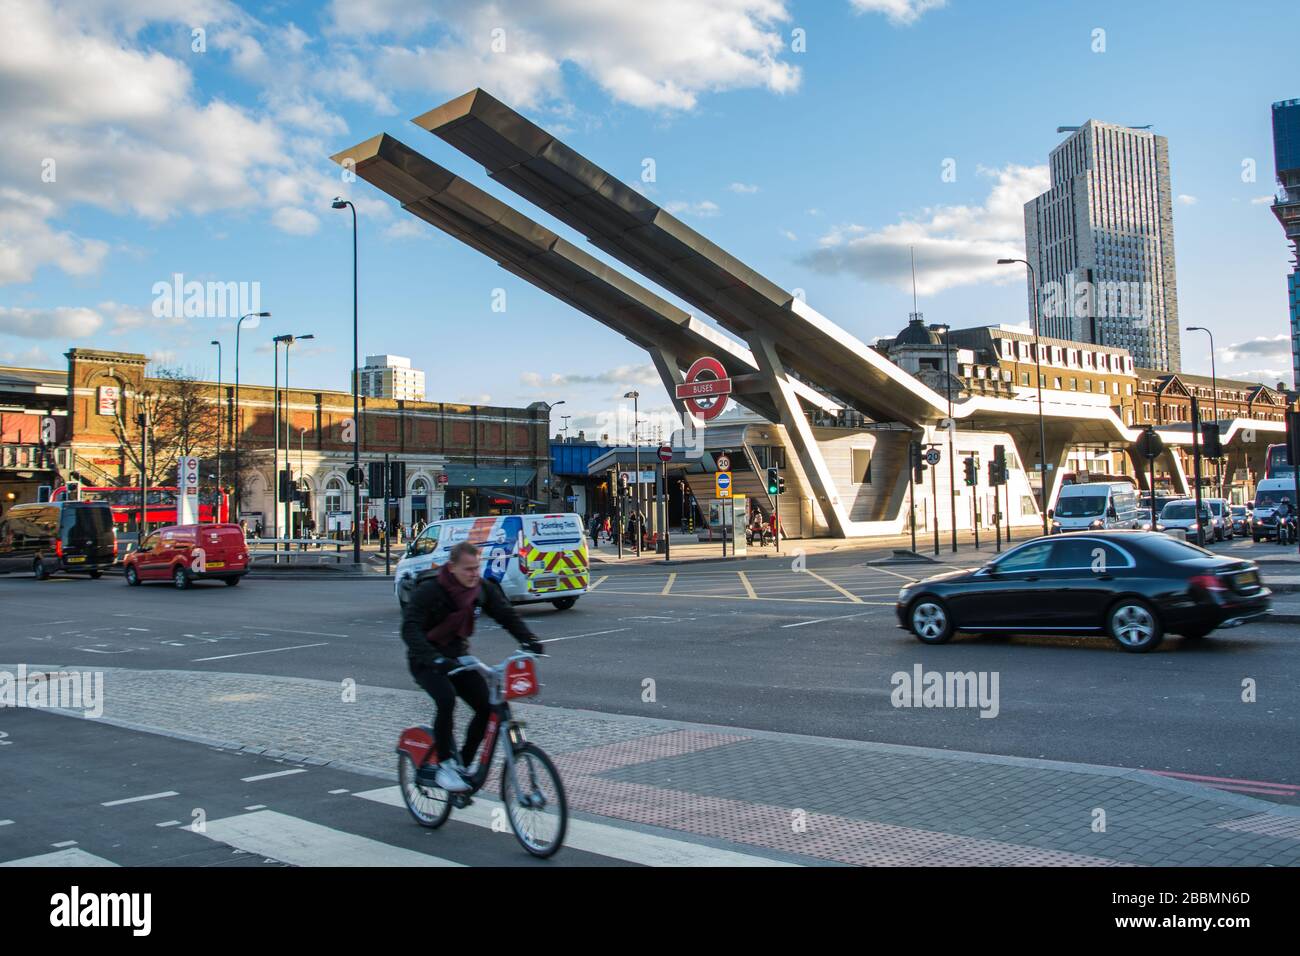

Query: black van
[{"left": 0, "top": 501, "right": 117, "bottom": 578}]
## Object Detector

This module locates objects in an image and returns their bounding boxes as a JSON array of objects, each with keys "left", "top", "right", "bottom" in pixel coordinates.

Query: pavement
[{"left": 6, "top": 663, "right": 1300, "bottom": 867}]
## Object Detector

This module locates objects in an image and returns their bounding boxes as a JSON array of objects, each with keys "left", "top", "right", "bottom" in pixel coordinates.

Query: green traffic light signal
[{"left": 766, "top": 467, "right": 779, "bottom": 495}]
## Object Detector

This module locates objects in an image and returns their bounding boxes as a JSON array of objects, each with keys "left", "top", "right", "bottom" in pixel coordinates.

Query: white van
[
  {"left": 1049, "top": 481, "right": 1141, "bottom": 533},
  {"left": 394, "top": 513, "right": 590, "bottom": 610},
  {"left": 1251, "top": 478, "right": 1297, "bottom": 542}
]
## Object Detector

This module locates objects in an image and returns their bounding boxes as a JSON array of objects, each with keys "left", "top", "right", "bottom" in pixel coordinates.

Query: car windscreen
[
  {"left": 62, "top": 506, "right": 114, "bottom": 537},
  {"left": 1054, "top": 495, "right": 1106, "bottom": 517},
  {"left": 1160, "top": 502, "right": 1201, "bottom": 520},
  {"left": 1256, "top": 490, "right": 1296, "bottom": 508},
  {"left": 1135, "top": 535, "right": 1215, "bottom": 562}
]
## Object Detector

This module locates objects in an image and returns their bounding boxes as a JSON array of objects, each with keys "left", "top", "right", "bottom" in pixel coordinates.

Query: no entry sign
[
  {"left": 658, "top": 445, "right": 673, "bottom": 463},
  {"left": 675, "top": 357, "right": 731, "bottom": 421}
]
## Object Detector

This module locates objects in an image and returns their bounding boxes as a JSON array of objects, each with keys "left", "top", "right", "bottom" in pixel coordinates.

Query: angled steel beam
[
  {"left": 329, "top": 133, "right": 838, "bottom": 423},
  {"left": 412, "top": 89, "right": 950, "bottom": 427}
]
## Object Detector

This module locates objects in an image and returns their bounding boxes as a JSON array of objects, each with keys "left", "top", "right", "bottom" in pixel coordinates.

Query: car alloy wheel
[
  {"left": 173, "top": 566, "right": 190, "bottom": 590},
  {"left": 125, "top": 566, "right": 140, "bottom": 586},
  {"left": 1108, "top": 600, "right": 1162, "bottom": 653},
  {"left": 910, "top": 599, "right": 952, "bottom": 644}
]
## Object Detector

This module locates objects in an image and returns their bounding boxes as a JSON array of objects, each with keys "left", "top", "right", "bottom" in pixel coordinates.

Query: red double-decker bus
[
  {"left": 51, "top": 485, "right": 230, "bottom": 528},
  {"left": 1265, "top": 443, "right": 1294, "bottom": 480}
]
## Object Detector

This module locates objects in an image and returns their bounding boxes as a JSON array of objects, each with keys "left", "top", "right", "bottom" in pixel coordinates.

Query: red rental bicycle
[{"left": 396, "top": 650, "right": 568, "bottom": 858}]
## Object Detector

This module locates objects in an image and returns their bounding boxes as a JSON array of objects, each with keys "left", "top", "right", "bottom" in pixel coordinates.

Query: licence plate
[
  {"left": 533, "top": 577, "right": 556, "bottom": 589},
  {"left": 68, "top": 556, "right": 86, "bottom": 563},
  {"left": 206, "top": 561, "right": 225, "bottom": 569},
  {"left": 1236, "top": 570, "right": 1258, "bottom": 587}
]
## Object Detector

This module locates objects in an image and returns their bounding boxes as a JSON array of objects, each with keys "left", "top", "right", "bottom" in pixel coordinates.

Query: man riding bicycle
[{"left": 400, "top": 541, "right": 545, "bottom": 792}]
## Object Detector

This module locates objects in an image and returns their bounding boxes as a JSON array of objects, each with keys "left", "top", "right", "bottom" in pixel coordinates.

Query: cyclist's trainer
[{"left": 400, "top": 541, "right": 545, "bottom": 791}]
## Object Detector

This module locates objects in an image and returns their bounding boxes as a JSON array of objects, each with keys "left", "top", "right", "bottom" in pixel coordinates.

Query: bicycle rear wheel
[
  {"left": 398, "top": 753, "right": 453, "bottom": 828},
  {"left": 500, "top": 743, "right": 567, "bottom": 858}
]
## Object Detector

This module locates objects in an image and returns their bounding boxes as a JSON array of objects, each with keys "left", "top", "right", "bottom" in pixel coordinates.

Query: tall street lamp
[
  {"left": 332, "top": 197, "right": 361, "bottom": 564},
  {"left": 209, "top": 339, "right": 222, "bottom": 522},
  {"left": 233, "top": 311, "right": 271, "bottom": 518},
  {"left": 998, "top": 258, "right": 1050, "bottom": 535},
  {"left": 276, "top": 333, "right": 314, "bottom": 542},
  {"left": 941, "top": 324, "right": 958, "bottom": 552},
  {"left": 623, "top": 390, "right": 640, "bottom": 551},
  {"left": 1185, "top": 326, "right": 1223, "bottom": 498}
]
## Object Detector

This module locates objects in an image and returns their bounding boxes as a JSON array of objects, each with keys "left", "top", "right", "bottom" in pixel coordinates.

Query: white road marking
[
  {"left": 781, "top": 606, "right": 895, "bottom": 628},
  {"left": 801, "top": 570, "right": 864, "bottom": 604},
  {"left": 867, "top": 565, "right": 920, "bottom": 582},
  {"left": 156, "top": 820, "right": 182, "bottom": 828},
  {"left": 101, "top": 790, "right": 179, "bottom": 807},
  {"left": 240, "top": 625, "right": 350, "bottom": 639},
  {"left": 126, "top": 627, "right": 149, "bottom": 632},
  {"left": 193, "top": 642, "right": 328, "bottom": 662},
  {"left": 328, "top": 789, "right": 350, "bottom": 795},
  {"left": 199, "top": 810, "right": 463, "bottom": 867},
  {"left": 244, "top": 805, "right": 267, "bottom": 811},
  {"left": 589, "top": 575, "right": 609, "bottom": 589},
  {"left": 539, "top": 628, "right": 629, "bottom": 644},
  {"left": 661, "top": 572, "right": 676, "bottom": 596},
  {"left": 1, "top": 848, "right": 118, "bottom": 867},
  {"left": 241, "top": 769, "right": 307, "bottom": 783},
  {"left": 354, "top": 787, "right": 797, "bottom": 867},
  {"left": 51, "top": 840, "right": 78, "bottom": 848},
  {"left": 0, "top": 820, "right": 13, "bottom": 827},
  {"left": 737, "top": 571, "right": 758, "bottom": 600}
]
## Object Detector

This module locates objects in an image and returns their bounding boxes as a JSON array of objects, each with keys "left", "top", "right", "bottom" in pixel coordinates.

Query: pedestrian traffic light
[
  {"left": 963, "top": 456, "right": 977, "bottom": 486},
  {"left": 388, "top": 460, "right": 406, "bottom": 499},
  {"left": 766, "top": 467, "right": 779, "bottom": 496},
  {"left": 367, "top": 461, "right": 387, "bottom": 499},
  {"left": 909, "top": 440, "right": 926, "bottom": 483},
  {"left": 778, "top": 475, "right": 786, "bottom": 494}
]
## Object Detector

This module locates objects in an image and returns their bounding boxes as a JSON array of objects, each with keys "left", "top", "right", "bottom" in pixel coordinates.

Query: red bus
[
  {"left": 51, "top": 486, "right": 230, "bottom": 528},
  {"left": 1265, "top": 443, "right": 1294, "bottom": 479}
]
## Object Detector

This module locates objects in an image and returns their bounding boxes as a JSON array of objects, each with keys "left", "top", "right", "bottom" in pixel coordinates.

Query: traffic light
[
  {"left": 992, "top": 445, "right": 1008, "bottom": 486},
  {"left": 278, "top": 467, "right": 294, "bottom": 501},
  {"left": 909, "top": 440, "right": 926, "bottom": 483},
  {"left": 367, "top": 461, "right": 387, "bottom": 499},
  {"left": 1286, "top": 410, "right": 1300, "bottom": 467},
  {"left": 778, "top": 475, "right": 786, "bottom": 494},
  {"left": 388, "top": 460, "right": 406, "bottom": 499},
  {"left": 766, "top": 467, "right": 779, "bottom": 496},
  {"left": 963, "top": 456, "right": 977, "bottom": 487},
  {"left": 618, "top": 472, "right": 630, "bottom": 498},
  {"left": 1200, "top": 422, "right": 1222, "bottom": 458}
]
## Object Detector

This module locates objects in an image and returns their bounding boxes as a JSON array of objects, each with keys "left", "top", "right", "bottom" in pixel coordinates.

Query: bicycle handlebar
[{"left": 446, "top": 648, "right": 545, "bottom": 677}]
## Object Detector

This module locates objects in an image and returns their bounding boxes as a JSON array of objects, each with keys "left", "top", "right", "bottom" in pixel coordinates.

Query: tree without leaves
[{"left": 112, "top": 368, "right": 222, "bottom": 487}]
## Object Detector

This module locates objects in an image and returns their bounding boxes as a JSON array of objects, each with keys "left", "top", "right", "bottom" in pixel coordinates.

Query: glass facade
[{"left": 1273, "top": 99, "right": 1300, "bottom": 177}]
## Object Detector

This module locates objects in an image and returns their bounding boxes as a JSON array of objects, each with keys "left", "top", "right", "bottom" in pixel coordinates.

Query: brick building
[{"left": 1, "top": 349, "right": 552, "bottom": 535}]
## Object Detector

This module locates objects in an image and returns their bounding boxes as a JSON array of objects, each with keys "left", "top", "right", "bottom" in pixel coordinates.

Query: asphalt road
[{"left": 1, "top": 540, "right": 1297, "bottom": 804}]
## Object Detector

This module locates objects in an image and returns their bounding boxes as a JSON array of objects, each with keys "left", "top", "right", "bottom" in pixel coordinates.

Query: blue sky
[{"left": 1, "top": 0, "right": 1295, "bottom": 440}]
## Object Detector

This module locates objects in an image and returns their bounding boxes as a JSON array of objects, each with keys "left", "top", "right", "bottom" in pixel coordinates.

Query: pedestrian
[{"left": 602, "top": 514, "right": 611, "bottom": 543}]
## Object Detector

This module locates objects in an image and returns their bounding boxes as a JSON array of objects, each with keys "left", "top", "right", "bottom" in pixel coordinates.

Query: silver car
[{"left": 1159, "top": 499, "right": 1214, "bottom": 542}]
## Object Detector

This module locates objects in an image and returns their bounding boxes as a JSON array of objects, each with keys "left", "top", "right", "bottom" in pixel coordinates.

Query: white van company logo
[
  {"left": 0, "top": 666, "right": 104, "bottom": 718},
  {"left": 151, "top": 272, "right": 262, "bottom": 319},
  {"left": 890, "top": 665, "right": 1000, "bottom": 719},
  {"left": 50, "top": 886, "right": 151, "bottom": 936}
]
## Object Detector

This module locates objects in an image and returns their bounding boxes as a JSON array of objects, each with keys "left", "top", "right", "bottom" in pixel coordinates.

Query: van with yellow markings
[{"left": 394, "top": 513, "right": 590, "bottom": 611}]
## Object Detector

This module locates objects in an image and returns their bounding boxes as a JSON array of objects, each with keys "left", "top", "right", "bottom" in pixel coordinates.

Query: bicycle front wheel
[{"left": 501, "top": 743, "right": 567, "bottom": 858}]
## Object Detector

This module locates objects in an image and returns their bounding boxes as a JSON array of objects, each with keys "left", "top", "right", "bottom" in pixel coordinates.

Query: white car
[{"left": 1158, "top": 499, "right": 1213, "bottom": 542}]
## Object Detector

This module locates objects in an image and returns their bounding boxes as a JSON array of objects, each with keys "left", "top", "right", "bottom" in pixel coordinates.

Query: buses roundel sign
[{"left": 675, "top": 357, "right": 732, "bottom": 421}]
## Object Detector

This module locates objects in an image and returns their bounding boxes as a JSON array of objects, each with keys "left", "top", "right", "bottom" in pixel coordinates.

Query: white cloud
[
  {"left": 799, "top": 163, "right": 1050, "bottom": 294},
  {"left": 521, "top": 365, "right": 661, "bottom": 389},
  {"left": 781, "top": 229, "right": 797, "bottom": 241},
  {"left": 271, "top": 206, "right": 322, "bottom": 235},
  {"left": 0, "top": 345, "right": 51, "bottom": 367},
  {"left": 665, "top": 199, "right": 721, "bottom": 218},
  {"left": 1177, "top": 194, "right": 1198, "bottom": 205},
  {"left": 330, "top": 0, "right": 800, "bottom": 111},
  {"left": 729, "top": 182, "right": 760, "bottom": 194},
  {"left": 0, "top": 305, "right": 103, "bottom": 339},
  {"left": 1251, "top": 195, "right": 1276, "bottom": 205},
  {"left": 383, "top": 219, "right": 432, "bottom": 241},
  {"left": 848, "top": 0, "right": 947, "bottom": 26},
  {"left": 0, "top": 189, "right": 109, "bottom": 284},
  {"left": 1221, "top": 334, "right": 1292, "bottom": 364}
]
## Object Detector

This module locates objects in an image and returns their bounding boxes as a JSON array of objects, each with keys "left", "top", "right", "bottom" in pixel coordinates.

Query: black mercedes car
[{"left": 895, "top": 531, "right": 1270, "bottom": 653}]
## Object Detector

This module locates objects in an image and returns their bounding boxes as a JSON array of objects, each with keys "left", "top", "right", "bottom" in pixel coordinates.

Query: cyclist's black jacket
[{"left": 400, "top": 571, "right": 536, "bottom": 667}]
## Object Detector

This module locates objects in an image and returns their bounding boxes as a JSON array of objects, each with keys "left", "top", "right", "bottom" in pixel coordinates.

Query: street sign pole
[
  {"left": 662, "top": 458, "right": 670, "bottom": 562},
  {"left": 774, "top": 464, "right": 781, "bottom": 554},
  {"left": 1191, "top": 396, "right": 1205, "bottom": 547},
  {"left": 930, "top": 451, "right": 939, "bottom": 556},
  {"left": 384, "top": 453, "right": 392, "bottom": 575}
]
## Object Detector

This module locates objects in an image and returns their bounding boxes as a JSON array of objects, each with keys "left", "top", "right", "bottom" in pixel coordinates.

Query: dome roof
[{"left": 894, "top": 316, "right": 943, "bottom": 346}]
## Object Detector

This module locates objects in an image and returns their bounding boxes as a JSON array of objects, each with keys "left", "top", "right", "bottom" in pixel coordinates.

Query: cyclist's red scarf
[{"left": 426, "top": 564, "right": 481, "bottom": 647}]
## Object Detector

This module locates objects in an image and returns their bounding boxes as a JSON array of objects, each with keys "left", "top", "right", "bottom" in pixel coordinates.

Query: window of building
[
  {"left": 325, "top": 477, "right": 344, "bottom": 516},
  {"left": 851, "top": 448, "right": 872, "bottom": 484},
  {"left": 1021, "top": 371, "right": 1031, "bottom": 386}
]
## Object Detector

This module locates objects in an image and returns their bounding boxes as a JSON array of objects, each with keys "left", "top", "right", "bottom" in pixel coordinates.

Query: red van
[{"left": 123, "top": 523, "right": 249, "bottom": 589}]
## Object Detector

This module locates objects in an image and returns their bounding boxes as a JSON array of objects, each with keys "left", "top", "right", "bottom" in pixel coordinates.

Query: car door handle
[{"left": 1024, "top": 575, "right": 1039, "bottom": 581}]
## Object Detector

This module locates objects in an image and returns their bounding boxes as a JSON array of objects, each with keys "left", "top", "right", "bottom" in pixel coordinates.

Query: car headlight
[{"left": 1089, "top": 519, "right": 1104, "bottom": 529}]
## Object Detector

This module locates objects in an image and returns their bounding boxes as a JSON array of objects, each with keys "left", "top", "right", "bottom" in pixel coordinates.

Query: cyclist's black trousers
[{"left": 410, "top": 662, "right": 490, "bottom": 765}]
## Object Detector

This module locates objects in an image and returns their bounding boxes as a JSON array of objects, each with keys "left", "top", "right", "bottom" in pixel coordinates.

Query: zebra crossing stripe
[
  {"left": 1, "top": 848, "right": 119, "bottom": 867},
  {"left": 199, "top": 810, "right": 464, "bottom": 867},
  {"left": 352, "top": 786, "right": 798, "bottom": 867}
]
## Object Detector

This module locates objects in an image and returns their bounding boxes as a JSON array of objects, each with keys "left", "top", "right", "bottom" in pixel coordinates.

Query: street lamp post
[
  {"left": 942, "top": 324, "right": 958, "bottom": 553},
  {"left": 1186, "top": 326, "right": 1222, "bottom": 498},
  {"left": 275, "top": 333, "right": 314, "bottom": 545},
  {"left": 233, "top": 312, "right": 271, "bottom": 519},
  {"left": 209, "top": 339, "right": 222, "bottom": 522},
  {"left": 332, "top": 197, "right": 361, "bottom": 565},
  {"left": 998, "top": 258, "right": 1050, "bottom": 535},
  {"left": 624, "top": 390, "right": 640, "bottom": 553}
]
